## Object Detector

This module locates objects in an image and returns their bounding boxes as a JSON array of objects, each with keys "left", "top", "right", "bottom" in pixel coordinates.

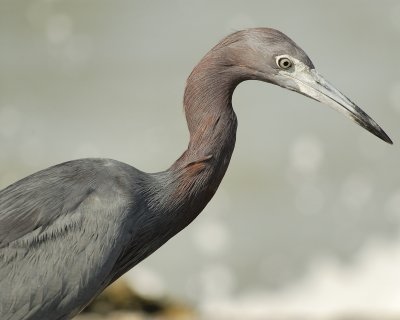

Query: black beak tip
[
  {"left": 372, "top": 125, "right": 393, "bottom": 145},
  {"left": 353, "top": 114, "right": 393, "bottom": 145},
  {"left": 382, "top": 132, "right": 393, "bottom": 145}
]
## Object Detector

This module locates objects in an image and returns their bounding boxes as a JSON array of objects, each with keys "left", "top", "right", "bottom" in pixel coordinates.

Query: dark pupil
[{"left": 282, "top": 60, "right": 289, "bottom": 67}]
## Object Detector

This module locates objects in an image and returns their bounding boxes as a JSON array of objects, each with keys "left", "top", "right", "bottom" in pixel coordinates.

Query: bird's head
[{"left": 211, "top": 28, "right": 392, "bottom": 144}]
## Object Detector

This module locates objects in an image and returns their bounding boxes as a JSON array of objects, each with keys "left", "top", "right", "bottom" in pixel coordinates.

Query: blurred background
[{"left": 1, "top": 0, "right": 400, "bottom": 319}]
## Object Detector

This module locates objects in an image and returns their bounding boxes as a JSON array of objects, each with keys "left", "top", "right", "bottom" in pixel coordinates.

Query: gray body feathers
[{"left": 0, "top": 158, "right": 163, "bottom": 319}]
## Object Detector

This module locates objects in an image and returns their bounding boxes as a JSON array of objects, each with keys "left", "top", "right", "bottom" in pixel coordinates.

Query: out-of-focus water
[{"left": 1, "top": 1, "right": 399, "bottom": 318}]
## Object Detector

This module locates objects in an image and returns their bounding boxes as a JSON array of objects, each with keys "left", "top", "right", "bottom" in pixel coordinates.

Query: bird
[{"left": 0, "top": 28, "right": 392, "bottom": 320}]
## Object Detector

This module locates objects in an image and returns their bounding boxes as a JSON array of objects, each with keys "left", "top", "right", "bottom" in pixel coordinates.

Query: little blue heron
[{"left": 0, "top": 28, "right": 392, "bottom": 320}]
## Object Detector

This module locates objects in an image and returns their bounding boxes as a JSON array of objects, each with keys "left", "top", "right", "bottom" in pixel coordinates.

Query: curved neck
[
  {"left": 173, "top": 57, "right": 240, "bottom": 169},
  {"left": 144, "top": 52, "right": 251, "bottom": 237},
  {"left": 150, "top": 54, "right": 243, "bottom": 220},
  {"left": 165, "top": 61, "right": 237, "bottom": 224}
]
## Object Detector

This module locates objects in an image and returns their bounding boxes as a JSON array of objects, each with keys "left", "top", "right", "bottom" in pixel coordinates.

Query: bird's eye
[{"left": 277, "top": 57, "right": 293, "bottom": 69}]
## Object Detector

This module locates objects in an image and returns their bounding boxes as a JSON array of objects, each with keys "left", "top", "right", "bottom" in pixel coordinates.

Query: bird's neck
[
  {"left": 174, "top": 58, "right": 239, "bottom": 172},
  {"left": 153, "top": 57, "right": 241, "bottom": 229}
]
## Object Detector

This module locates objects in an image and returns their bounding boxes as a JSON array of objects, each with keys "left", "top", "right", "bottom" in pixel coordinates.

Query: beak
[{"left": 284, "top": 68, "right": 393, "bottom": 144}]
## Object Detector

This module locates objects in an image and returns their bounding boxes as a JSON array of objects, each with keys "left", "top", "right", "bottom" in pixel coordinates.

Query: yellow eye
[{"left": 277, "top": 57, "right": 293, "bottom": 69}]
